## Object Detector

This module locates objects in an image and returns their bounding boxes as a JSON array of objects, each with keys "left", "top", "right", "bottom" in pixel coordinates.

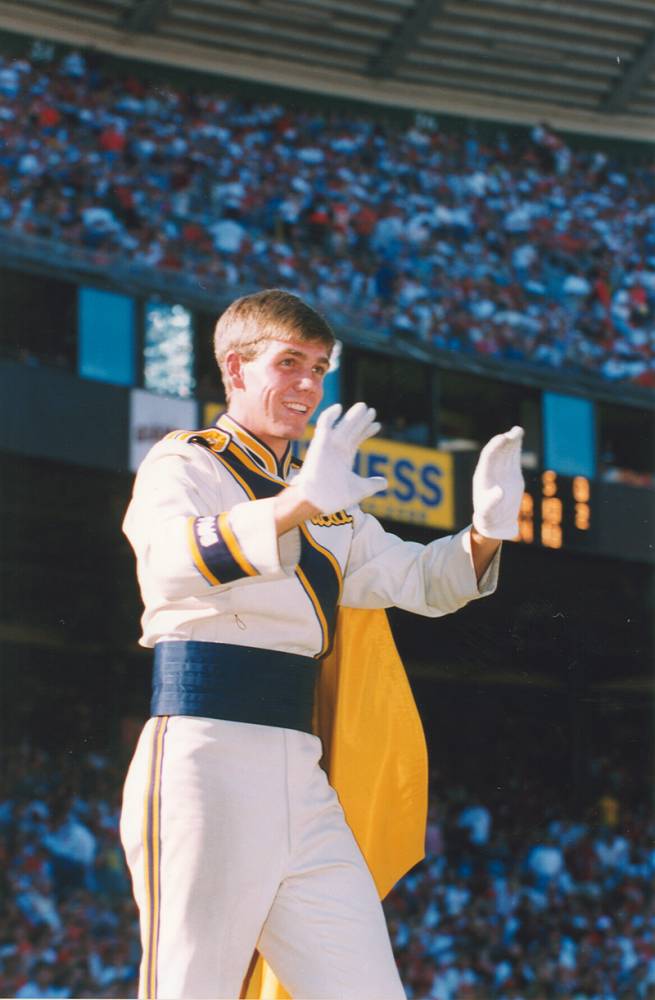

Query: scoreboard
[
  {"left": 518, "top": 471, "right": 595, "bottom": 552},
  {"left": 515, "top": 470, "right": 654, "bottom": 564}
]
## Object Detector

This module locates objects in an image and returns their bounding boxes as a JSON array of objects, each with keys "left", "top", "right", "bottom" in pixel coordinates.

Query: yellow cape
[{"left": 242, "top": 606, "right": 428, "bottom": 999}]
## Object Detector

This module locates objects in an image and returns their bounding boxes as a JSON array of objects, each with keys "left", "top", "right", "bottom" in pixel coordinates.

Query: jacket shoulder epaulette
[{"left": 164, "top": 428, "right": 231, "bottom": 454}]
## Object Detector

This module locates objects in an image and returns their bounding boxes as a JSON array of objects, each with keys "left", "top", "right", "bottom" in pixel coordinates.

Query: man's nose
[{"left": 295, "top": 372, "right": 316, "bottom": 391}]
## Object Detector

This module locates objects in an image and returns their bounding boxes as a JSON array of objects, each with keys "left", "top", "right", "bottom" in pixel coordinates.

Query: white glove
[
  {"left": 294, "top": 402, "right": 387, "bottom": 515},
  {"left": 472, "top": 426, "right": 525, "bottom": 539}
]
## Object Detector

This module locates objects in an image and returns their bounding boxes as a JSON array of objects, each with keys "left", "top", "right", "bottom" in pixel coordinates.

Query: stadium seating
[
  {"left": 1, "top": 742, "right": 652, "bottom": 999},
  {"left": 0, "top": 50, "right": 653, "bottom": 386}
]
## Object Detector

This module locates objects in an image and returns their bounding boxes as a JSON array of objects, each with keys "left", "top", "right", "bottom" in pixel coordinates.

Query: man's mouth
[{"left": 283, "top": 401, "right": 310, "bottom": 414}]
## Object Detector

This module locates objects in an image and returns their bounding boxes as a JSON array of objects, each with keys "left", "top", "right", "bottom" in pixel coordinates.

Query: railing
[{"left": 0, "top": 228, "right": 652, "bottom": 410}]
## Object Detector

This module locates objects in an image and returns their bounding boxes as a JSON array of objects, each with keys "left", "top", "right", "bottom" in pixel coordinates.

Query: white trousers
[{"left": 120, "top": 716, "right": 405, "bottom": 1000}]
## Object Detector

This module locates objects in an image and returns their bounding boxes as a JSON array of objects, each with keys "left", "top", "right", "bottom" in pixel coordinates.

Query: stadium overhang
[
  {"left": 0, "top": 0, "right": 653, "bottom": 142},
  {"left": 122, "top": 0, "right": 172, "bottom": 34},
  {"left": 368, "top": 0, "right": 445, "bottom": 78},
  {"left": 603, "top": 25, "right": 655, "bottom": 112}
]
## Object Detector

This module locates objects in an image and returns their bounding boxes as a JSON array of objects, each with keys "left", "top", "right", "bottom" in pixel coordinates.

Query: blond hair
[{"left": 214, "top": 289, "right": 335, "bottom": 400}]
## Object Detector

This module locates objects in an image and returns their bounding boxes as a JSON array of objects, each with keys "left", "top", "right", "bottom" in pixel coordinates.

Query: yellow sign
[
  {"left": 294, "top": 432, "right": 454, "bottom": 530},
  {"left": 357, "top": 438, "right": 454, "bottom": 529}
]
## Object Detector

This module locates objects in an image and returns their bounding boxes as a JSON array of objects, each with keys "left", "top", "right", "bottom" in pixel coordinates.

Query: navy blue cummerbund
[{"left": 151, "top": 641, "right": 319, "bottom": 734}]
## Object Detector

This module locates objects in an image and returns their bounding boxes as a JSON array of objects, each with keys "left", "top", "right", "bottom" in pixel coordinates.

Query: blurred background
[{"left": 0, "top": 1, "right": 653, "bottom": 996}]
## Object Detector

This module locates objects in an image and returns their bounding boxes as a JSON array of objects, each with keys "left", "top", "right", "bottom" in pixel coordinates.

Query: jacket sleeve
[
  {"left": 122, "top": 440, "right": 300, "bottom": 601},
  {"left": 340, "top": 506, "right": 499, "bottom": 616}
]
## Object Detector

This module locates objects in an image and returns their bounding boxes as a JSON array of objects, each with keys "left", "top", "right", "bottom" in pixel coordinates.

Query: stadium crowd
[
  {"left": 0, "top": 48, "right": 654, "bottom": 386},
  {"left": 1, "top": 739, "right": 652, "bottom": 999},
  {"left": 384, "top": 763, "right": 655, "bottom": 999},
  {"left": 0, "top": 743, "right": 139, "bottom": 998}
]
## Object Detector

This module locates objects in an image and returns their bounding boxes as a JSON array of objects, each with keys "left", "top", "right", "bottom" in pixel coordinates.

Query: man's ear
[{"left": 225, "top": 350, "right": 246, "bottom": 391}]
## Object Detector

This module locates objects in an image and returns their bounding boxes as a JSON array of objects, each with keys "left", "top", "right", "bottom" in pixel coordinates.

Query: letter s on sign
[
  {"left": 419, "top": 464, "right": 443, "bottom": 507},
  {"left": 393, "top": 458, "right": 416, "bottom": 503}
]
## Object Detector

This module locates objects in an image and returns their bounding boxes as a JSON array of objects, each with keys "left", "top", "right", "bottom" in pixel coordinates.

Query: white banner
[{"left": 129, "top": 389, "right": 198, "bottom": 472}]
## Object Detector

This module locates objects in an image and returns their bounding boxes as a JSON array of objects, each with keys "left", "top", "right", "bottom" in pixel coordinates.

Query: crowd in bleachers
[
  {"left": 0, "top": 48, "right": 654, "bottom": 386},
  {"left": 0, "top": 743, "right": 139, "bottom": 998},
  {"left": 384, "top": 762, "right": 655, "bottom": 999},
  {"left": 1, "top": 738, "right": 652, "bottom": 999}
]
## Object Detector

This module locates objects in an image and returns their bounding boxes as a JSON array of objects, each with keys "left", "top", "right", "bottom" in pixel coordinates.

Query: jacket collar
[{"left": 217, "top": 413, "right": 293, "bottom": 480}]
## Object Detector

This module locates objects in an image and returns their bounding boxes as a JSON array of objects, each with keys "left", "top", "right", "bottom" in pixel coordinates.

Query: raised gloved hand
[
  {"left": 294, "top": 402, "right": 387, "bottom": 515},
  {"left": 472, "top": 426, "right": 525, "bottom": 539}
]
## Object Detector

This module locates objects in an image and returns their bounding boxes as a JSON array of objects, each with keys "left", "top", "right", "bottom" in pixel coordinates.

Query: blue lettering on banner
[
  {"left": 313, "top": 433, "right": 454, "bottom": 529},
  {"left": 394, "top": 459, "right": 415, "bottom": 503},
  {"left": 355, "top": 452, "right": 447, "bottom": 509},
  {"left": 419, "top": 465, "right": 443, "bottom": 507}
]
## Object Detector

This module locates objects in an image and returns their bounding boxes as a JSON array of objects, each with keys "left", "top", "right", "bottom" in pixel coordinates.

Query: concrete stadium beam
[
  {"left": 1, "top": 1, "right": 654, "bottom": 143},
  {"left": 602, "top": 24, "right": 655, "bottom": 112},
  {"left": 121, "top": 0, "right": 172, "bottom": 33},
  {"left": 368, "top": 0, "right": 444, "bottom": 78}
]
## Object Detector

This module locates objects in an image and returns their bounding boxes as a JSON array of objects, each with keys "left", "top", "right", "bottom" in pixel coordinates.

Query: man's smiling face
[{"left": 226, "top": 337, "right": 331, "bottom": 457}]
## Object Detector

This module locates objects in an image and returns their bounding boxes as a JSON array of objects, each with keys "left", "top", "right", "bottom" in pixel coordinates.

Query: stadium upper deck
[{"left": 0, "top": 46, "right": 653, "bottom": 389}]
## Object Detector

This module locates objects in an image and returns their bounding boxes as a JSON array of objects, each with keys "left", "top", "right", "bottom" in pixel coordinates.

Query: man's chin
[
  {"left": 277, "top": 413, "right": 314, "bottom": 440},
  {"left": 285, "top": 424, "right": 312, "bottom": 441}
]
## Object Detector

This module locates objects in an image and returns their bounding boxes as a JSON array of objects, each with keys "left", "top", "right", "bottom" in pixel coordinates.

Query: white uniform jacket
[{"left": 123, "top": 413, "right": 499, "bottom": 658}]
